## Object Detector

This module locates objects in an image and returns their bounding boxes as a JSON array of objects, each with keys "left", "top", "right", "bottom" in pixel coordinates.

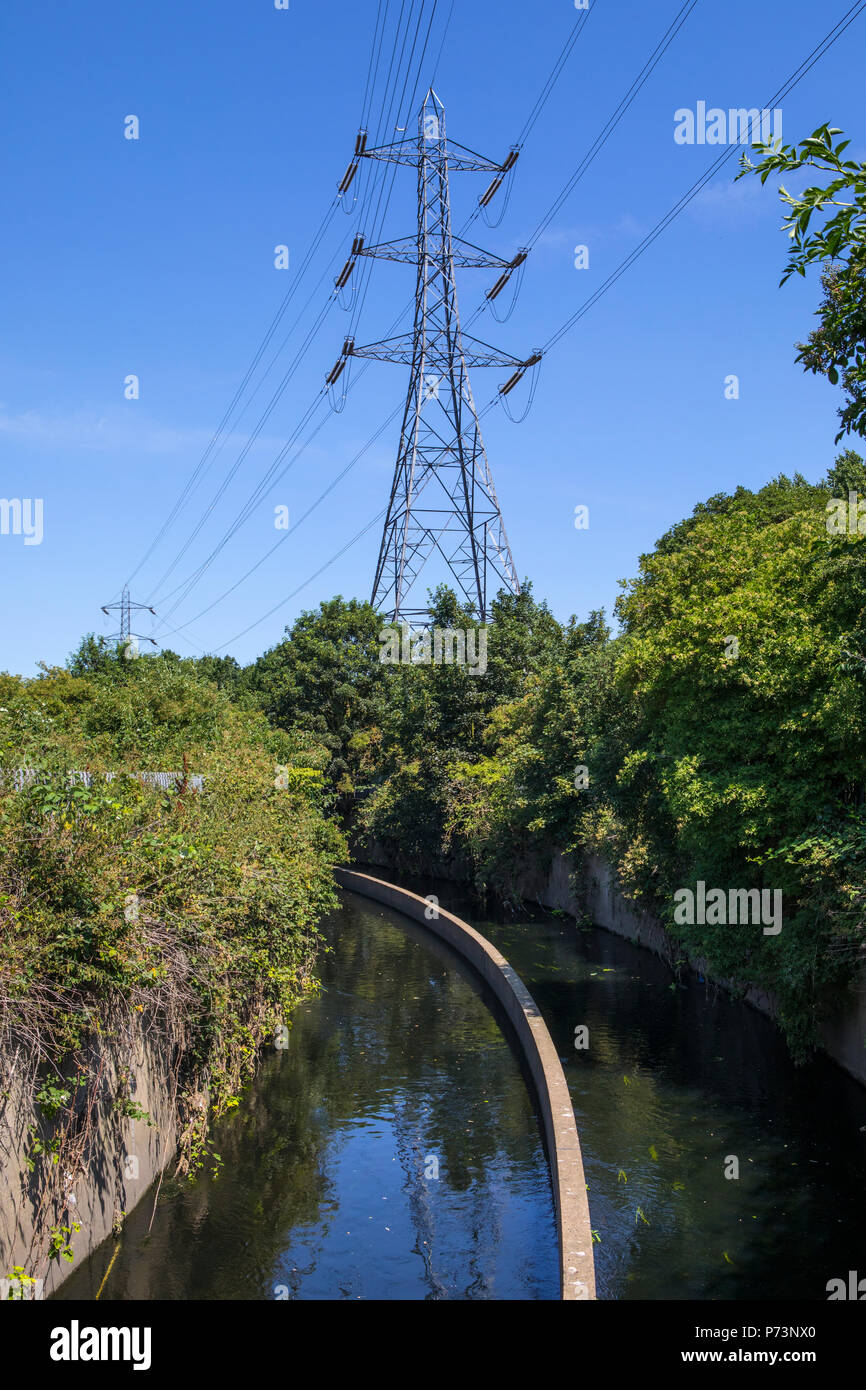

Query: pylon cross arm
[
  {"left": 359, "top": 235, "right": 511, "bottom": 270},
  {"left": 353, "top": 332, "right": 522, "bottom": 370},
  {"left": 361, "top": 138, "right": 501, "bottom": 173}
]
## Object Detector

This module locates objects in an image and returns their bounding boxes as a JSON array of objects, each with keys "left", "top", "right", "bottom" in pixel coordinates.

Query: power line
[
  {"left": 524, "top": 0, "right": 700, "bottom": 249},
  {"left": 148, "top": 0, "right": 597, "bottom": 641},
  {"left": 124, "top": 202, "right": 342, "bottom": 593},
  {"left": 150, "top": 1, "right": 441, "bottom": 630},
  {"left": 219, "top": 0, "right": 865, "bottom": 656},
  {"left": 429, "top": 0, "right": 455, "bottom": 85},
  {"left": 157, "top": 0, "right": 676, "bottom": 634},
  {"left": 155, "top": 392, "right": 329, "bottom": 617},
  {"left": 141, "top": 1, "right": 430, "bottom": 625},
  {"left": 457, "top": 0, "right": 700, "bottom": 345},
  {"left": 360, "top": 0, "right": 389, "bottom": 132},
  {"left": 176, "top": 404, "right": 405, "bottom": 634},
  {"left": 515, "top": 0, "right": 598, "bottom": 147},
  {"left": 215, "top": 508, "right": 389, "bottom": 652},
  {"left": 123, "top": 2, "right": 399, "bottom": 593},
  {"left": 148, "top": 300, "right": 335, "bottom": 607},
  {"left": 348, "top": 0, "right": 440, "bottom": 343},
  {"left": 538, "top": 0, "right": 866, "bottom": 356}
]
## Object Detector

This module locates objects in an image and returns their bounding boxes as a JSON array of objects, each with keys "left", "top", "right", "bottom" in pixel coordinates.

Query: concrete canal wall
[
  {"left": 0, "top": 1025, "right": 178, "bottom": 1297},
  {"left": 353, "top": 838, "right": 866, "bottom": 1089},
  {"left": 521, "top": 850, "right": 866, "bottom": 1089},
  {"left": 334, "top": 866, "right": 597, "bottom": 1302}
]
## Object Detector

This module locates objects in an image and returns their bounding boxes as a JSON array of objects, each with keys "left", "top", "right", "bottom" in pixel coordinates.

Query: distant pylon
[
  {"left": 101, "top": 586, "right": 158, "bottom": 658},
  {"left": 336, "top": 90, "right": 534, "bottom": 623}
]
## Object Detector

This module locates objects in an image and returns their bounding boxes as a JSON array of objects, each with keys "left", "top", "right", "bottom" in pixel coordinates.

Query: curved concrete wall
[{"left": 334, "top": 868, "right": 596, "bottom": 1301}]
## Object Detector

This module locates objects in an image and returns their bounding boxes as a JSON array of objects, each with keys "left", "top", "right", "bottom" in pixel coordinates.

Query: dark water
[
  {"left": 57, "top": 874, "right": 866, "bottom": 1302},
  {"left": 56, "top": 892, "right": 557, "bottom": 1301},
  {"left": 481, "top": 913, "right": 866, "bottom": 1301},
  {"left": 381, "top": 870, "right": 866, "bottom": 1301}
]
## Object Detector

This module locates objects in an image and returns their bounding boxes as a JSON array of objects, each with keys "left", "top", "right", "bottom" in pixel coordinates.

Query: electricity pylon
[
  {"left": 330, "top": 90, "right": 535, "bottom": 624},
  {"left": 101, "top": 585, "right": 157, "bottom": 658}
]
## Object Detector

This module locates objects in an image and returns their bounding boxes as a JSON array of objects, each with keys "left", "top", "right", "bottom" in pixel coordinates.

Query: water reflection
[
  {"left": 387, "top": 873, "right": 866, "bottom": 1303},
  {"left": 57, "top": 893, "right": 557, "bottom": 1301}
]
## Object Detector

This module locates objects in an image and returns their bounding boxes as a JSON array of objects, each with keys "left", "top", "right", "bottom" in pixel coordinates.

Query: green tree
[
  {"left": 245, "top": 597, "right": 384, "bottom": 796},
  {"left": 66, "top": 633, "right": 118, "bottom": 676},
  {"left": 739, "top": 125, "right": 866, "bottom": 440},
  {"left": 826, "top": 447, "right": 866, "bottom": 497},
  {"left": 191, "top": 654, "right": 243, "bottom": 692},
  {"left": 610, "top": 465, "right": 866, "bottom": 1051}
]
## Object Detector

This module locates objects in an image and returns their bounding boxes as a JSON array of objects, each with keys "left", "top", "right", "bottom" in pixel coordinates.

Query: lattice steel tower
[
  {"left": 330, "top": 91, "right": 536, "bottom": 623},
  {"left": 101, "top": 585, "right": 157, "bottom": 657}
]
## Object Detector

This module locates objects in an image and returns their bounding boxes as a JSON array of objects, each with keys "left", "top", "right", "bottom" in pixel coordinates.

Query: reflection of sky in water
[
  {"left": 57, "top": 893, "right": 557, "bottom": 1301},
  {"left": 57, "top": 878, "right": 866, "bottom": 1303},
  {"left": 474, "top": 909, "right": 866, "bottom": 1302}
]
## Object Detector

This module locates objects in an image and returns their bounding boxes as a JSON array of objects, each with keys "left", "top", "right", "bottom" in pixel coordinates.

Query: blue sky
[{"left": 2, "top": 0, "right": 864, "bottom": 674}]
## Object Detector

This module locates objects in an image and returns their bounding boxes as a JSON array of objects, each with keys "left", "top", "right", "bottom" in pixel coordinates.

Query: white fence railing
[{"left": 0, "top": 768, "right": 204, "bottom": 793}]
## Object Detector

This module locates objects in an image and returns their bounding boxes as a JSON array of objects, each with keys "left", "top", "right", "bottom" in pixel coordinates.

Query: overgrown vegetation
[
  {"left": 0, "top": 649, "right": 344, "bottom": 1276},
  {"left": 214, "top": 457, "right": 866, "bottom": 1061},
  {"left": 7, "top": 120, "right": 866, "bottom": 1290}
]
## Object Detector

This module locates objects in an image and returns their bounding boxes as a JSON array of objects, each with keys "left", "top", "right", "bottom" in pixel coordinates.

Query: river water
[
  {"left": 57, "top": 890, "right": 557, "bottom": 1300},
  {"left": 57, "top": 877, "right": 866, "bottom": 1301}
]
